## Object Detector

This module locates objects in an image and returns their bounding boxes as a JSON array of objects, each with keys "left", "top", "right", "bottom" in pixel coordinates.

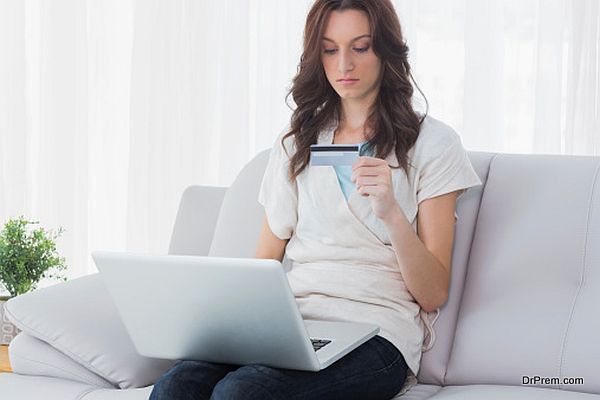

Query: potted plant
[{"left": 0, "top": 216, "right": 68, "bottom": 344}]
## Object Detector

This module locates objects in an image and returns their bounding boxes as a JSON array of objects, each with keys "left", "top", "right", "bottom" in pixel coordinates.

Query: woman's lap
[{"left": 150, "top": 335, "right": 408, "bottom": 400}]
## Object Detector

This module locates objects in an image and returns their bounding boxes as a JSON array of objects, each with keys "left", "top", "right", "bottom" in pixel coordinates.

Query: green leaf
[{"left": 0, "top": 216, "right": 68, "bottom": 297}]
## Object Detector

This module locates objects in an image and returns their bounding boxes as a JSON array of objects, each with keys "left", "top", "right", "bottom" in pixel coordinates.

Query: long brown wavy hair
[{"left": 283, "top": 0, "right": 428, "bottom": 182}]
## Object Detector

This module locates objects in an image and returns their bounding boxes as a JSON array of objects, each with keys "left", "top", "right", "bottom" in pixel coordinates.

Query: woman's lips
[{"left": 337, "top": 79, "right": 359, "bottom": 85}]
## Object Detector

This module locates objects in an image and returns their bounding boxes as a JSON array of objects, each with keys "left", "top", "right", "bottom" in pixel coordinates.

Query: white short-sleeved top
[{"left": 257, "top": 115, "right": 482, "bottom": 376}]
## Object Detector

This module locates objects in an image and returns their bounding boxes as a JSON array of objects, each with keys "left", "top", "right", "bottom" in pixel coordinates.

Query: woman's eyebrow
[{"left": 322, "top": 34, "right": 371, "bottom": 43}]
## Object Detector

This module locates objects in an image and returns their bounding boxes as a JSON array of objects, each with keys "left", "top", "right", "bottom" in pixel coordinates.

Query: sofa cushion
[
  {"left": 445, "top": 154, "right": 600, "bottom": 394},
  {"left": 168, "top": 185, "right": 227, "bottom": 256},
  {"left": 4, "top": 274, "right": 175, "bottom": 389},
  {"left": 208, "top": 149, "right": 269, "bottom": 258},
  {"left": 9, "top": 332, "right": 114, "bottom": 388}
]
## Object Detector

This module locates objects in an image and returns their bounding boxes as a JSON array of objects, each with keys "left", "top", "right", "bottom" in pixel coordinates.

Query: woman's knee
[
  {"left": 210, "top": 366, "right": 275, "bottom": 400},
  {"left": 151, "top": 360, "right": 231, "bottom": 400},
  {"left": 150, "top": 361, "right": 193, "bottom": 399},
  {"left": 149, "top": 373, "right": 179, "bottom": 399}
]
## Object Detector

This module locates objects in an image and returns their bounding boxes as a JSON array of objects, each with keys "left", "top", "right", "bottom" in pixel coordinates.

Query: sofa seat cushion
[
  {"left": 0, "top": 374, "right": 439, "bottom": 400},
  {"left": 0, "top": 374, "right": 153, "bottom": 400},
  {"left": 81, "top": 385, "right": 153, "bottom": 400},
  {"left": 0, "top": 373, "right": 98, "bottom": 400},
  {"left": 395, "top": 383, "right": 442, "bottom": 399},
  {"left": 428, "top": 385, "right": 600, "bottom": 399}
]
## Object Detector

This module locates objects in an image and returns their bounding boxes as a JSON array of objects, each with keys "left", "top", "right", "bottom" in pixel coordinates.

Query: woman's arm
[
  {"left": 383, "top": 191, "right": 458, "bottom": 313},
  {"left": 255, "top": 214, "right": 289, "bottom": 262}
]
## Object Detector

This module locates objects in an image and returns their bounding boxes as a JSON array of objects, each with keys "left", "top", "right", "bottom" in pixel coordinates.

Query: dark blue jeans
[{"left": 149, "top": 335, "right": 408, "bottom": 400}]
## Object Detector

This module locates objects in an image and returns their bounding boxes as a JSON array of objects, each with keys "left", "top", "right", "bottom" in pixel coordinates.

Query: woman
[{"left": 151, "top": 0, "right": 481, "bottom": 399}]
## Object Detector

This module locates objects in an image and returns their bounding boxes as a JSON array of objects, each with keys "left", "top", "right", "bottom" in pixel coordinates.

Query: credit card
[{"left": 310, "top": 144, "right": 360, "bottom": 166}]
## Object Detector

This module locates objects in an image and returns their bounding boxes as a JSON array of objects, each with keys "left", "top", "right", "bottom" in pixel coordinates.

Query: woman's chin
[{"left": 336, "top": 90, "right": 363, "bottom": 100}]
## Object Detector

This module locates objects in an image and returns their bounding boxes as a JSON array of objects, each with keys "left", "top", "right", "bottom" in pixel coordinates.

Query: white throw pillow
[{"left": 4, "top": 274, "right": 174, "bottom": 389}]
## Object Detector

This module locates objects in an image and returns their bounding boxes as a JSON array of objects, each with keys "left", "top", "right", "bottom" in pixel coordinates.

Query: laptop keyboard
[{"left": 311, "top": 338, "right": 332, "bottom": 352}]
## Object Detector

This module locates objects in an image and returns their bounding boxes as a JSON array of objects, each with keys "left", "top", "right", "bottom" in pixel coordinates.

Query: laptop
[{"left": 92, "top": 251, "right": 379, "bottom": 371}]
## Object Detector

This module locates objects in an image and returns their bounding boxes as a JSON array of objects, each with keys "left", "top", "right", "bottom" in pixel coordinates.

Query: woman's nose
[{"left": 337, "top": 50, "right": 355, "bottom": 74}]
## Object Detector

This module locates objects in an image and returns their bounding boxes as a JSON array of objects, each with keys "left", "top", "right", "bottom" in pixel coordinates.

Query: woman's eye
[{"left": 322, "top": 46, "right": 369, "bottom": 55}]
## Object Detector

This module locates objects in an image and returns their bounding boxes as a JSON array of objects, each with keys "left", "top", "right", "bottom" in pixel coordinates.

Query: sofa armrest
[{"left": 168, "top": 185, "right": 227, "bottom": 256}]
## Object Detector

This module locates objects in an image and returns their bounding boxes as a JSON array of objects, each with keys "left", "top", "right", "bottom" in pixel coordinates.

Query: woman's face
[{"left": 321, "top": 9, "right": 382, "bottom": 102}]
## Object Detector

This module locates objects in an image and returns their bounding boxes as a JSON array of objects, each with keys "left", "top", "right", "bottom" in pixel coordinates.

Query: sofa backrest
[
  {"left": 207, "top": 149, "right": 271, "bottom": 258},
  {"left": 444, "top": 154, "right": 600, "bottom": 394},
  {"left": 168, "top": 186, "right": 227, "bottom": 256}
]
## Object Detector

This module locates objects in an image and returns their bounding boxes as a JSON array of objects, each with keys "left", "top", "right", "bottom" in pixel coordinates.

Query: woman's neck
[{"left": 335, "top": 93, "right": 377, "bottom": 143}]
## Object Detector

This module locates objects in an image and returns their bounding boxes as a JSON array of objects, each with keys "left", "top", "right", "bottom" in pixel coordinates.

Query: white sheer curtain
[
  {"left": 395, "top": 0, "right": 599, "bottom": 153},
  {"left": 0, "top": 0, "right": 135, "bottom": 285},
  {"left": 0, "top": 0, "right": 598, "bottom": 282}
]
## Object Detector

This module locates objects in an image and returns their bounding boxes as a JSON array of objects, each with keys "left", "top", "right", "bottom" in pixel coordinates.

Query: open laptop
[{"left": 92, "top": 251, "right": 379, "bottom": 371}]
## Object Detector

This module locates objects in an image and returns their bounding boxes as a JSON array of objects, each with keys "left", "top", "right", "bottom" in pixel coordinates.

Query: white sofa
[{"left": 1, "top": 149, "right": 599, "bottom": 399}]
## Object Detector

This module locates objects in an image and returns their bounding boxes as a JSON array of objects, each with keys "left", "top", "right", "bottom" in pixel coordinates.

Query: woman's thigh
[{"left": 210, "top": 335, "right": 408, "bottom": 400}]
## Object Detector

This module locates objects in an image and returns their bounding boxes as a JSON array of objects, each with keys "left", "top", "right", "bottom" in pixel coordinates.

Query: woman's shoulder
[{"left": 411, "top": 114, "right": 464, "bottom": 162}]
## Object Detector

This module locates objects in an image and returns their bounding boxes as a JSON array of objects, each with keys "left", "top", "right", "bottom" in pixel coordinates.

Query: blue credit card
[{"left": 310, "top": 144, "right": 360, "bottom": 166}]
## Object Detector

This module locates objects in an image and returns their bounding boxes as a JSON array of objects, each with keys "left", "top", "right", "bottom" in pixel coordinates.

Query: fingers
[
  {"left": 357, "top": 185, "right": 385, "bottom": 197},
  {"left": 352, "top": 156, "right": 386, "bottom": 170},
  {"left": 357, "top": 185, "right": 371, "bottom": 197},
  {"left": 351, "top": 165, "right": 389, "bottom": 183},
  {"left": 354, "top": 176, "right": 384, "bottom": 186}
]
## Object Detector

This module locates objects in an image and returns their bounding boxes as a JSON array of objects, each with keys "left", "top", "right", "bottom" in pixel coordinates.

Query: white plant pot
[{"left": 0, "top": 298, "right": 20, "bottom": 345}]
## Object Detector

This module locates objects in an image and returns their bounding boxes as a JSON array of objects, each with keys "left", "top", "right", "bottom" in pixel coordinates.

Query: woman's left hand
[{"left": 351, "top": 156, "right": 403, "bottom": 222}]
